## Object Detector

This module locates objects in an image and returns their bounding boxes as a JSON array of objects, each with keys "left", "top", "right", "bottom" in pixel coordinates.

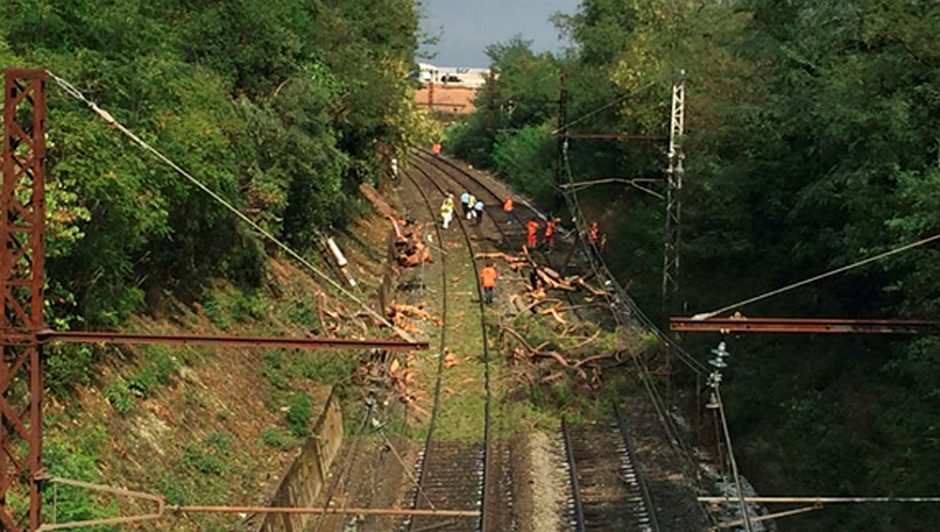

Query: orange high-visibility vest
[
  {"left": 526, "top": 220, "right": 539, "bottom": 236},
  {"left": 503, "top": 197, "right": 513, "bottom": 212},
  {"left": 480, "top": 266, "right": 498, "bottom": 288},
  {"left": 544, "top": 220, "right": 556, "bottom": 237}
]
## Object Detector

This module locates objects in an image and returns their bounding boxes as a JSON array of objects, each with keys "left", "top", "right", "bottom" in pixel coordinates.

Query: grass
[
  {"left": 409, "top": 231, "right": 490, "bottom": 442},
  {"left": 43, "top": 421, "right": 118, "bottom": 526},
  {"left": 260, "top": 427, "right": 298, "bottom": 450},
  {"left": 203, "top": 284, "right": 266, "bottom": 331},
  {"left": 287, "top": 392, "right": 313, "bottom": 437}
]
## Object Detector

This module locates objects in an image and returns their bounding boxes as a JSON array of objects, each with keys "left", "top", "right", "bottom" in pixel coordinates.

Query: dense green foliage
[
  {"left": 1, "top": 0, "right": 422, "bottom": 386},
  {"left": 452, "top": 1, "right": 940, "bottom": 529}
]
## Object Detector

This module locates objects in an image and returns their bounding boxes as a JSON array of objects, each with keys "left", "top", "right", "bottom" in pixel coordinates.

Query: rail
[
  {"left": 560, "top": 417, "right": 587, "bottom": 532},
  {"left": 400, "top": 164, "right": 454, "bottom": 527},
  {"left": 614, "top": 402, "right": 661, "bottom": 532},
  {"left": 402, "top": 161, "right": 494, "bottom": 531}
]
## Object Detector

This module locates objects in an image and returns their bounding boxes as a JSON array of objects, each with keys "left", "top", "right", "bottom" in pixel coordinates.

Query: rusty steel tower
[{"left": 0, "top": 68, "right": 47, "bottom": 531}]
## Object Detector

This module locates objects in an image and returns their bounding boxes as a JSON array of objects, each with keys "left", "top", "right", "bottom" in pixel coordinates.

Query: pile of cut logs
[{"left": 390, "top": 216, "right": 432, "bottom": 269}]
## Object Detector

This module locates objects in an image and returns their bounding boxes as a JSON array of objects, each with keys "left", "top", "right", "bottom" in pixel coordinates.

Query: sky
[{"left": 418, "top": 0, "right": 579, "bottom": 67}]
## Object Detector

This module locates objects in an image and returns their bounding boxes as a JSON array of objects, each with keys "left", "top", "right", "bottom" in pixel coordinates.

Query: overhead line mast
[{"left": 662, "top": 72, "right": 685, "bottom": 310}]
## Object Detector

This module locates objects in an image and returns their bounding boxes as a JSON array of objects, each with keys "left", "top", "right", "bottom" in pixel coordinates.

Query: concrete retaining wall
[{"left": 252, "top": 388, "right": 343, "bottom": 532}]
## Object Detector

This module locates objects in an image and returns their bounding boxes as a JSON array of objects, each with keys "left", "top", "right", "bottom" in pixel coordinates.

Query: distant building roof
[{"left": 415, "top": 63, "right": 493, "bottom": 89}]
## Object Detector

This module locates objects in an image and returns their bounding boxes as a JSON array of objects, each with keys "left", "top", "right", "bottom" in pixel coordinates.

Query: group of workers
[
  {"left": 523, "top": 216, "right": 558, "bottom": 251},
  {"left": 430, "top": 184, "right": 609, "bottom": 307},
  {"left": 440, "top": 192, "right": 486, "bottom": 228}
]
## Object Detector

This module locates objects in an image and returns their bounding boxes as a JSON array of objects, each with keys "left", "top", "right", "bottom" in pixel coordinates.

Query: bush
[
  {"left": 43, "top": 426, "right": 117, "bottom": 524},
  {"left": 104, "top": 380, "right": 135, "bottom": 415},
  {"left": 260, "top": 427, "right": 296, "bottom": 450},
  {"left": 293, "top": 353, "right": 352, "bottom": 384},
  {"left": 286, "top": 392, "right": 313, "bottom": 437},
  {"left": 46, "top": 344, "right": 95, "bottom": 397},
  {"left": 127, "top": 347, "right": 178, "bottom": 398},
  {"left": 261, "top": 351, "right": 290, "bottom": 389},
  {"left": 183, "top": 432, "right": 232, "bottom": 475}
]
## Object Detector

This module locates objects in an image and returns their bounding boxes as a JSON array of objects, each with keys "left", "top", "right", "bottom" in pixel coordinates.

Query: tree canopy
[
  {"left": 448, "top": 0, "right": 940, "bottom": 529},
  {"left": 1, "top": 0, "right": 425, "bottom": 395}
]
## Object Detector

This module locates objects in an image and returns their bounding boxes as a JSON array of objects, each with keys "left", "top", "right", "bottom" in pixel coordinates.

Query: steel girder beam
[
  {"left": 669, "top": 317, "right": 940, "bottom": 335},
  {"left": 34, "top": 330, "right": 427, "bottom": 351}
]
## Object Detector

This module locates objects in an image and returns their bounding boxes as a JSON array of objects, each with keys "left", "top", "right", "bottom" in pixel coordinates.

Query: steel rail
[
  {"left": 558, "top": 147, "right": 715, "bottom": 526},
  {"left": 614, "top": 403, "right": 661, "bottom": 532},
  {"left": 412, "top": 151, "right": 600, "bottom": 299},
  {"left": 415, "top": 149, "right": 551, "bottom": 227},
  {"left": 400, "top": 164, "right": 454, "bottom": 525},
  {"left": 560, "top": 417, "right": 587, "bottom": 532},
  {"left": 411, "top": 155, "right": 522, "bottom": 260},
  {"left": 412, "top": 152, "right": 584, "bottom": 322},
  {"left": 407, "top": 160, "right": 494, "bottom": 532},
  {"left": 32, "top": 330, "right": 427, "bottom": 351}
]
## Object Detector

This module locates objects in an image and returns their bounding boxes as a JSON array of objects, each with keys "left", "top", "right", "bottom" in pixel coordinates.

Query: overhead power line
[
  {"left": 48, "top": 72, "right": 410, "bottom": 340},
  {"left": 694, "top": 232, "right": 940, "bottom": 320},
  {"left": 550, "top": 79, "right": 660, "bottom": 136}
]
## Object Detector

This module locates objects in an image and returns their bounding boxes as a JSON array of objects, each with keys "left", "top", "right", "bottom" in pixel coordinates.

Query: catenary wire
[
  {"left": 560, "top": 141, "right": 709, "bottom": 503},
  {"left": 694, "top": 232, "right": 940, "bottom": 320}
]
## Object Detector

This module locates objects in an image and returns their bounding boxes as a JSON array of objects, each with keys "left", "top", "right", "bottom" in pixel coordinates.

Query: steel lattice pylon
[
  {"left": 662, "top": 75, "right": 685, "bottom": 308},
  {"left": 1, "top": 68, "right": 47, "bottom": 532}
]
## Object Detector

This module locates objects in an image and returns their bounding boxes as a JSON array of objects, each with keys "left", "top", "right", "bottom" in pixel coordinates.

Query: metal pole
[
  {"left": 662, "top": 74, "right": 685, "bottom": 411},
  {"left": 556, "top": 72, "right": 568, "bottom": 187},
  {"left": 715, "top": 389, "right": 753, "bottom": 531},
  {"left": 662, "top": 73, "right": 685, "bottom": 307}
]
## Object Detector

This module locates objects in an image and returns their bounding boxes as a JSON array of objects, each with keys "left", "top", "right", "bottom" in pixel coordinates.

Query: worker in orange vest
[
  {"left": 432, "top": 141, "right": 442, "bottom": 157},
  {"left": 526, "top": 219, "right": 540, "bottom": 250},
  {"left": 587, "top": 221, "right": 601, "bottom": 259},
  {"left": 587, "top": 222, "right": 599, "bottom": 245},
  {"left": 543, "top": 218, "right": 557, "bottom": 250},
  {"left": 503, "top": 196, "right": 515, "bottom": 225},
  {"left": 480, "top": 263, "right": 498, "bottom": 305}
]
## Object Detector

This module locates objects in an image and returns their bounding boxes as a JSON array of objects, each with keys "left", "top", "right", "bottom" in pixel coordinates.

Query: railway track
[
  {"left": 561, "top": 405, "right": 660, "bottom": 531},
  {"left": 412, "top": 151, "right": 546, "bottom": 250},
  {"left": 412, "top": 152, "right": 586, "bottom": 321},
  {"left": 399, "top": 163, "right": 493, "bottom": 531}
]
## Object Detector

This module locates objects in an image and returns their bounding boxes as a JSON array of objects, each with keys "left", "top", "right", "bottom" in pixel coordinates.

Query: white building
[{"left": 415, "top": 63, "right": 493, "bottom": 89}]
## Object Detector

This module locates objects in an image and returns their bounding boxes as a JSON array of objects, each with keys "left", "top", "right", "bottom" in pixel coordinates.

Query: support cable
[
  {"left": 549, "top": 80, "right": 659, "bottom": 136},
  {"left": 47, "top": 72, "right": 410, "bottom": 341},
  {"left": 560, "top": 145, "right": 706, "bottom": 375},
  {"left": 694, "top": 232, "right": 940, "bottom": 320},
  {"left": 561, "top": 142, "right": 700, "bottom": 469}
]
